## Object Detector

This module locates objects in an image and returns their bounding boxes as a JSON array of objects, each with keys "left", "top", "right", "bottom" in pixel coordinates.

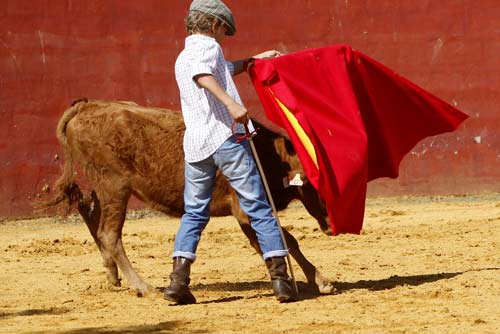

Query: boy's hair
[{"left": 185, "top": 11, "right": 223, "bottom": 35}]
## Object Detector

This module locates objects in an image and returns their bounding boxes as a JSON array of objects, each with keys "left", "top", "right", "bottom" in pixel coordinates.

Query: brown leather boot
[
  {"left": 265, "top": 256, "right": 298, "bottom": 302},
  {"left": 163, "top": 257, "right": 196, "bottom": 305}
]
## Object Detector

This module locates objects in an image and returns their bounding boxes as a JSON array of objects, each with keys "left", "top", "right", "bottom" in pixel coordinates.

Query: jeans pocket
[
  {"left": 185, "top": 161, "right": 207, "bottom": 180},
  {"left": 216, "top": 140, "right": 252, "bottom": 179}
]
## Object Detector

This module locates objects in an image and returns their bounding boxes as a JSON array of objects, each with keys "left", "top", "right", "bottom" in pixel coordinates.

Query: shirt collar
[{"left": 185, "top": 34, "right": 217, "bottom": 46}]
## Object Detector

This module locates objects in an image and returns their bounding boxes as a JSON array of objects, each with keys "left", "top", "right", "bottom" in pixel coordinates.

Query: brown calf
[{"left": 45, "top": 99, "right": 334, "bottom": 296}]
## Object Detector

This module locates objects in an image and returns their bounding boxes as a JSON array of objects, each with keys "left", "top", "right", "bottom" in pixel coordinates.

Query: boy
[{"left": 164, "top": 0, "right": 297, "bottom": 304}]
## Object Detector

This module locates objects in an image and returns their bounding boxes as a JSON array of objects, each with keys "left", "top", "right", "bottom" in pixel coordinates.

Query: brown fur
[{"left": 45, "top": 99, "right": 334, "bottom": 296}]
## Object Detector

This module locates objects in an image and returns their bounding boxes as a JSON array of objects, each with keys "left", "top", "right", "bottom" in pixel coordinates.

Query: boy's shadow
[{"left": 172, "top": 268, "right": 498, "bottom": 304}]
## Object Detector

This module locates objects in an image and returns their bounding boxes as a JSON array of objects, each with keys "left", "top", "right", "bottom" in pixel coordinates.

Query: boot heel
[
  {"left": 164, "top": 285, "right": 196, "bottom": 304},
  {"left": 272, "top": 279, "right": 298, "bottom": 302}
]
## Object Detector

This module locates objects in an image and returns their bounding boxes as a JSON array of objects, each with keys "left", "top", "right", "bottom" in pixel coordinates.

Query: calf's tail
[{"left": 39, "top": 98, "right": 88, "bottom": 211}]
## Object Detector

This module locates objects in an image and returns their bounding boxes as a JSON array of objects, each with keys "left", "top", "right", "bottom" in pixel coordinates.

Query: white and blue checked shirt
[{"left": 175, "top": 34, "right": 254, "bottom": 163}]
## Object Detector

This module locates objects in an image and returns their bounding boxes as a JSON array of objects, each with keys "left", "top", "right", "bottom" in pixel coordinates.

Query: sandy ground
[{"left": 0, "top": 194, "right": 499, "bottom": 334}]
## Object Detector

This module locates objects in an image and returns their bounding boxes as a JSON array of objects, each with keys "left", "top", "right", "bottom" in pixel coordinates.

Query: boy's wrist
[{"left": 224, "top": 99, "right": 239, "bottom": 109}]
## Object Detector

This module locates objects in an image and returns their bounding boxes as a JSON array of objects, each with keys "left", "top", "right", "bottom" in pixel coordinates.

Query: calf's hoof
[
  {"left": 134, "top": 284, "right": 156, "bottom": 298},
  {"left": 317, "top": 281, "right": 337, "bottom": 295},
  {"left": 107, "top": 276, "right": 121, "bottom": 287}
]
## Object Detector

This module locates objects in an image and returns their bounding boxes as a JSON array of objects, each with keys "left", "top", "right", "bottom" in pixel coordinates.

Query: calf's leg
[
  {"left": 298, "top": 183, "right": 332, "bottom": 235},
  {"left": 94, "top": 184, "right": 154, "bottom": 296},
  {"left": 233, "top": 199, "right": 334, "bottom": 294},
  {"left": 78, "top": 191, "right": 120, "bottom": 287},
  {"left": 281, "top": 228, "right": 335, "bottom": 294}
]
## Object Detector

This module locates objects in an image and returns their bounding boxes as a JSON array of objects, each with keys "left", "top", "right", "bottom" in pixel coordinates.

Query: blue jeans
[{"left": 173, "top": 136, "right": 288, "bottom": 261}]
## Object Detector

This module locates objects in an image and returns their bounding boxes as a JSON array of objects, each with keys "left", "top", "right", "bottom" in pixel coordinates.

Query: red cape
[{"left": 248, "top": 45, "right": 468, "bottom": 235}]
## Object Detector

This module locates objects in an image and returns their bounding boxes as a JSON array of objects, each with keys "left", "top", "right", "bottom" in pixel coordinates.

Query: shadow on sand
[
  {"left": 0, "top": 308, "right": 192, "bottom": 334},
  {"left": 19, "top": 321, "right": 204, "bottom": 334},
  {"left": 0, "top": 307, "right": 70, "bottom": 319},
  {"left": 333, "top": 267, "right": 499, "bottom": 293},
  {"left": 186, "top": 267, "right": 499, "bottom": 302},
  {"left": 5, "top": 268, "right": 497, "bottom": 331}
]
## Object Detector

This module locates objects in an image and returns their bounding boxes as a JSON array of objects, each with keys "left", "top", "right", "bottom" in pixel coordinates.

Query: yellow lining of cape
[{"left": 269, "top": 90, "right": 319, "bottom": 170}]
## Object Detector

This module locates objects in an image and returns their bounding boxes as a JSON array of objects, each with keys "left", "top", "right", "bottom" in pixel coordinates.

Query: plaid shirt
[{"left": 175, "top": 34, "right": 253, "bottom": 162}]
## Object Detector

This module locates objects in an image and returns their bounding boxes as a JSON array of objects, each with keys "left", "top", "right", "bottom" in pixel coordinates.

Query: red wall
[{"left": 1, "top": 0, "right": 499, "bottom": 219}]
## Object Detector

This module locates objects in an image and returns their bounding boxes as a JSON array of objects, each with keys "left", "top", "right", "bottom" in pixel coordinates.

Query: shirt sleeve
[
  {"left": 226, "top": 61, "right": 235, "bottom": 76},
  {"left": 190, "top": 43, "right": 219, "bottom": 79}
]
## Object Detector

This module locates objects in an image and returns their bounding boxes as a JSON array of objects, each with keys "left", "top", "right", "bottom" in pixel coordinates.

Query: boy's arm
[
  {"left": 194, "top": 74, "right": 248, "bottom": 124},
  {"left": 230, "top": 50, "right": 282, "bottom": 75}
]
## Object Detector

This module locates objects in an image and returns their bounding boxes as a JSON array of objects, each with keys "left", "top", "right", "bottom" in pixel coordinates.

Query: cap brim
[{"left": 221, "top": 21, "right": 235, "bottom": 35}]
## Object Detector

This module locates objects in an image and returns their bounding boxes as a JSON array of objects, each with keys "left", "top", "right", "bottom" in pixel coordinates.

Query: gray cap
[{"left": 189, "top": 0, "right": 236, "bottom": 36}]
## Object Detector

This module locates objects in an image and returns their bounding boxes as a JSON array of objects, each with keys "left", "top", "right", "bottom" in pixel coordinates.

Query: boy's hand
[
  {"left": 253, "top": 50, "right": 282, "bottom": 59},
  {"left": 231, "top": 50, "right": 283, "bottom": 75},
  {"left": 226, "top": 101, "right": 249, "bottom": 124}
]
